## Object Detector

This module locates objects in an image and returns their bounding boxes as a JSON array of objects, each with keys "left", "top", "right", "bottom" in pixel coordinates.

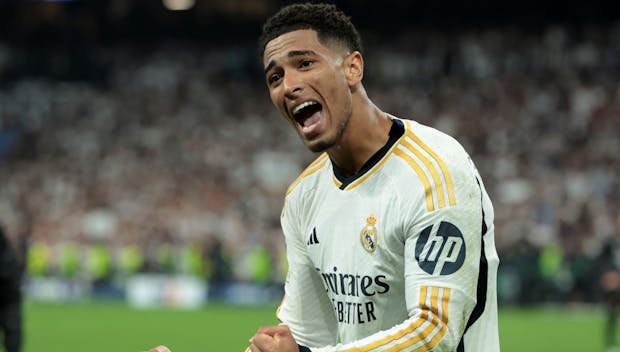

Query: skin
[
  {"left": 249, "top": 326, "right": 299, "bottom": 352},
  {"left": 149, "top": 28, "right": 394, "bottom": 352}
]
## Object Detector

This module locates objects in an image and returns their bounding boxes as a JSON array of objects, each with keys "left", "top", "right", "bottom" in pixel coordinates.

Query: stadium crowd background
[{"left": 0, "top": 0, "right": 619, "bottom": 306}]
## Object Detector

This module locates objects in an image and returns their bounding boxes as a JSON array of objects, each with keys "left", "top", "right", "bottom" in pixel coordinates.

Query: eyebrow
[{"left": 264, "top": 50, "right": 318, "bottom": 74}]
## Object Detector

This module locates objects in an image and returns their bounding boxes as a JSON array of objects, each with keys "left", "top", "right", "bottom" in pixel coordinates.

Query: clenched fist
[{"left": 249, "top": 325, "right": 299, "bottom": 352}]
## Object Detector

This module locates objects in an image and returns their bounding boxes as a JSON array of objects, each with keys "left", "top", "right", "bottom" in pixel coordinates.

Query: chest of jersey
[{"left": 300, "top": 170, "right": 409, "bottom": 326}]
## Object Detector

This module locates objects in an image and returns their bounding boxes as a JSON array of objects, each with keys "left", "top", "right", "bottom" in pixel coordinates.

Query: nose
[{"left": 283, "top": 72, "right": 302, "bottom": 99}]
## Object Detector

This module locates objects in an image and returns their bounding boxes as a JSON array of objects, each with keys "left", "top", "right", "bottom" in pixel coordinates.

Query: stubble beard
[{"left": 306, "top": 113, "right": 351, "bottom": 153}]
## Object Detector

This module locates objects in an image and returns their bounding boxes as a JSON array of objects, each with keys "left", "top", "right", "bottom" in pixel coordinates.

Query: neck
[{"left": 327, "top": 92, "right": 393, "bottom": 177}]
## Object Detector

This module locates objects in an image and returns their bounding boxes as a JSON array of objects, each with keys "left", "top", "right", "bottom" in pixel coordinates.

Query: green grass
[
  {"left": 22, "top": 301, "right": 610, "bottom": 352},
  {"left": 499, "top": 306, "right": 606, "bottom": 352}
]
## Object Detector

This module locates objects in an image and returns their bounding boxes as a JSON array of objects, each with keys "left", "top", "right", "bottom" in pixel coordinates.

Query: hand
[
  {"left": 149, "top": 345, "right": 172, "bottom": 352},
  {"left": 249, "top": 325, "right": 299, "bottom": 352}
]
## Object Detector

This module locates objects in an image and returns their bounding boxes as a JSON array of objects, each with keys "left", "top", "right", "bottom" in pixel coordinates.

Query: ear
[{"left": 343, "top": 51, "right": 364, "bottom": 86}]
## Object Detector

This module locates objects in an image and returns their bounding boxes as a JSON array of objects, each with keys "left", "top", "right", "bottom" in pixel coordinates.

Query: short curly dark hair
[{"left": 258, "top": 2, "right": 362, "bottom": 58}]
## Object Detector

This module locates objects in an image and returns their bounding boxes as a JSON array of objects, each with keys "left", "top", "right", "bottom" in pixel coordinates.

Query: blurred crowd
[{"left": 0, "top": 22, "right": 619, "bottom": 304}]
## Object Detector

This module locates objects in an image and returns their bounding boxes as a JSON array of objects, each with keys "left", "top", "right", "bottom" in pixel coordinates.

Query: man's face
[{"left": 263, "top": 29, "right": 353, "bottom": 153}]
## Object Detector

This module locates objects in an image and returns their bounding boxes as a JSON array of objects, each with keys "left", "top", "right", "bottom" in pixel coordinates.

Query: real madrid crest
[{"left": 360, "top": 215, "right": 378, "bottom": 253}]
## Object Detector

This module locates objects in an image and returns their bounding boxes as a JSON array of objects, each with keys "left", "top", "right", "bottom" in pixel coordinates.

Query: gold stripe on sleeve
[
  {"left": 411, "top": 287, "right": 450, "bottom": 351},
  {"left": 386, "top": 286, "right": 450, "bottom": 352},
  {"left": 401, "top": 138, "right": 446, "bottom": 209},
  {"left": 406, "top": 130, "right": 456, "bottom": 206},
  {"left": 394, "top": 149, "right": 435, "bottom": 211},
  {"left": 342, "top": 286, "right": 450, "bottom": 352}
]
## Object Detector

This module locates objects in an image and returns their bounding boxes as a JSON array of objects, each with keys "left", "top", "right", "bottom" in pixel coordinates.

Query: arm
[
  {"left": 277, "top": 197, "right": 338, "bottom": 347},
  {"left": 250, "top": 197, "right": 338, "bottom": 351}
]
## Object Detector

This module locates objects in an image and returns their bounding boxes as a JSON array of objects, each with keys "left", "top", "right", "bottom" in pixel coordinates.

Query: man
[
  {"left": 250, "top": 3, "right": 499, "bottom": 351},
  {"left": 151, "top": 3, "right": 499, "bottom": 352},
  {"left": 0, "top": 224, "right": 22, "bottom": 352}
]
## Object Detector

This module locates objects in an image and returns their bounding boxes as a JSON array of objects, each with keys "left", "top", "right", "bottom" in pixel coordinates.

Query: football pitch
[{"left": 23, "top": 301, "right": 607, "bottom": 351}]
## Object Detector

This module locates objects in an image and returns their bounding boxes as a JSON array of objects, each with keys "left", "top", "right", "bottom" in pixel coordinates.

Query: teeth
[{"left": 292, "top": 101, "right": 317, "bottom": 116}]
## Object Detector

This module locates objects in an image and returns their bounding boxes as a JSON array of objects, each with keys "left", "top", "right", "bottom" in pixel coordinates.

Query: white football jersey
[{"left": 277, "top": 117, "right": 500, "bottom": 352}]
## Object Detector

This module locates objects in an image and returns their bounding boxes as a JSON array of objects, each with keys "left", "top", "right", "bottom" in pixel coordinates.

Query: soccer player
[
  {"left": 151, "top": 3, "right": 500, "bottom": 352},
  {"left": 249, "top": 3, "right": 500, "bottom": 352}
]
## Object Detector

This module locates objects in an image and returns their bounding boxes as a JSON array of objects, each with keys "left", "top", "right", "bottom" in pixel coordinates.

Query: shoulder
[
  {"left": 392, "top": 118, "right": 479, "bottom": 210},
  {"left": 285, "top": 153, "right": 331, "bottom": 199},
  {"left": 280, "top": 153, "right": 330, "bottom": 228},
  {"left": 400, "top": 119, "right": 468, "bottom": 160},
  {"left": 397, "top": 118, "right": 475, "bottom": 177}
]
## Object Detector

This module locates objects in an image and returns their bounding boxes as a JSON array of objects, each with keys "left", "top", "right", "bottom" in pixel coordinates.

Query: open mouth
[{"left": 292, "top": 101, "right": 322, "bottom": 127}]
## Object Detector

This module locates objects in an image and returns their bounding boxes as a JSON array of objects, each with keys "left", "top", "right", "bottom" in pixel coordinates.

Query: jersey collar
[{"left": 332, "top": 118, "right": 405, "bottom": 190}]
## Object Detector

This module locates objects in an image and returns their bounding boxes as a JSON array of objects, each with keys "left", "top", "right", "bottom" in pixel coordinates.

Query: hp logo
[{"left": 415, "top": 221, "right": 466, "bottom": 275}]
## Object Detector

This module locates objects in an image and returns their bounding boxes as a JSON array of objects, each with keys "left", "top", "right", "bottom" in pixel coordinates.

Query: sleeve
[
  {"left": 311, "top": 157, "right": 486, "bottom": 352},
  {"left": 276, "top": 197, "right": 339, "bottom": 348}
]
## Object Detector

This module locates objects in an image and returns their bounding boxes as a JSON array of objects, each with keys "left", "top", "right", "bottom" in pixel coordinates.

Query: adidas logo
[{"left": 307, "top": 227, "right": 319, "bottom": 245}]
